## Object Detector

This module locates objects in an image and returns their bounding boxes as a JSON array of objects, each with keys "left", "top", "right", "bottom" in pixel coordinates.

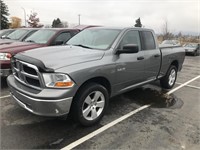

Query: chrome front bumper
[{"left": 7, "top": 75, "right": 74, "bottom": 117}]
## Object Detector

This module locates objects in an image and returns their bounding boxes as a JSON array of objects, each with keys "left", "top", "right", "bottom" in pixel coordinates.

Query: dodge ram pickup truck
[
  {"left": 7, "top": 27, "right": 185, "bottom": 126},
  {"left": 0, "top": 28, "right": 79, "bottom": 77}
]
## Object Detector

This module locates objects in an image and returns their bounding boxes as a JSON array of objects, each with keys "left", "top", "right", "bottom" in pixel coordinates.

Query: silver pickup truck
[{"left": 7, "top": 27, "right": 185, "bottom": 126}]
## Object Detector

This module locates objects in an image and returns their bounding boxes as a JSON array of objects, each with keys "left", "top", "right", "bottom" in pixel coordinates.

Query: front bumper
[
  {"left": 0, "top": 69, "right": 11, "bottom": 77},
  {"left": 7, "top": 75, "right": 74, "bottom": 117},
  {"left": 185, "top": 50, "right": 195, "bottom": 55}
]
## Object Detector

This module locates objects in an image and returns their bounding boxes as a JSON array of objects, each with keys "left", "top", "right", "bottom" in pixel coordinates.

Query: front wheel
[
  {"left": 71, "top": 83, "right": 109, "bottom": 126},
  {"left": 194, "top": 51, "right": 198, "bottom": 56},
  {"left": 160, "top": 65, "right": 177, "bottom": 89}
]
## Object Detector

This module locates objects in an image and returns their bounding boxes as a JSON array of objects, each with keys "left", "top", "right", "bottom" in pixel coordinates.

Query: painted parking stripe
[
  {"left": 176, "top": 82, "right": 200, "bottom": 90},
  {"left": 61, "top": 104, "right": 151, "bottom": 150},
  {"left": 167, "top": 75, "right": 200, "bottom": 95},
  {"left": 62, "top": 75, "right": 200, "bottom": 150},
  {"left": 0, "top": 95, "right": 10, "bottom": 99}
]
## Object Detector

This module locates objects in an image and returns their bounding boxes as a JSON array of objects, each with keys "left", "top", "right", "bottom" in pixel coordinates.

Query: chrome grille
[{"left": 12, "top": 59, "right": 42, "bottom": 90}]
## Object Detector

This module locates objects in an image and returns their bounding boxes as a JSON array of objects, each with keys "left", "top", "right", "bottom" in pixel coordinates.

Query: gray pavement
[{"left": 0, "top": 55, "right": 200, "bottom": 149}]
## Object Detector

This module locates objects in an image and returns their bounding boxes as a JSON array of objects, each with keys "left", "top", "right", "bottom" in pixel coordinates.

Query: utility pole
[
  {"left": 78, "top": 14, "right": 81, "bottom": 25},
  {"left": 21, "top": 7, "right": 27, "bottom": 27}
]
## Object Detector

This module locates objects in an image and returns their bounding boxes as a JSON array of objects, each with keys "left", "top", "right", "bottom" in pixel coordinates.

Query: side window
[
  {"left": 141, "top": 31, "right": 156, "bottom": 50},
  {"left": 70, "top": 30, "right": 79, "bottom": 36},
  {"left": 118, "top": 30, "right": 141, "bottom": 50},
  {"left": 54, "top": 32, "right": 72, "bottom": 44}
]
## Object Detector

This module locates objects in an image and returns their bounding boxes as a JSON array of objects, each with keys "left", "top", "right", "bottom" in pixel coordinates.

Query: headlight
[
  {"left": 42, "top": 73, "right": 75, "bottom": 88},
  {"left": 0, "top": 53, "right": 12, "bottom": 60}
]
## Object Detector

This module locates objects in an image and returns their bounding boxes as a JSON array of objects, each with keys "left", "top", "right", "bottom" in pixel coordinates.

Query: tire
[
  {"left": 197, "top": 50, "right": 200, "bottom": 56},
  {"left": 160, "top": 65, "right": 177, "bottom": 89},
  {"left": 70, "top": 83, "right": 109, "bottom": 126},
  {"left": 194, "top": 51, "right": 197, "bottom": 56}
]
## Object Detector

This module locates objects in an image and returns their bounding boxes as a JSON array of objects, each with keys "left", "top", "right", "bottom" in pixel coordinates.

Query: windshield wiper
[
  {"left": 73, "top": 44, "right": 94, "bottom": 49},
  {"left": 26, "top": 40, "right": 36, "bottom": 43}
]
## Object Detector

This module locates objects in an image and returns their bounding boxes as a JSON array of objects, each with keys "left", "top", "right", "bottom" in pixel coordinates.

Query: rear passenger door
[{"left": 140, "top": 31, "right": 161, "bottom": 80}]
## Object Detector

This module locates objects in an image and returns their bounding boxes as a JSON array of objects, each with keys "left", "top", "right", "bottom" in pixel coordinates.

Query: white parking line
[
  {"left": 62, "top": 75, "right": 200, "bottom": 150},
  {"left": 0, "top": 95, "right": 10, "bottom": 99},
  {"left": 61, "top": 104, "right": 151, "bottom": 150},
  {"left": 167, "top": 75, "right": 200, "bottom": 95},
  {"left": 176, "top": 82, "right": 200, "bottom": 90}
]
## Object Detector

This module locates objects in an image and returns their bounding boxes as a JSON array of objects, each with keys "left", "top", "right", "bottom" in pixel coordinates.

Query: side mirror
[
  {"left": 54, "top": 40, "right": 64, "bottom": 45},
  {"left": 117, "top": 44, "right": 139, "bottom": 54},
  {"left": 1, "top": 36, "right": 6, "bottom": 39}
]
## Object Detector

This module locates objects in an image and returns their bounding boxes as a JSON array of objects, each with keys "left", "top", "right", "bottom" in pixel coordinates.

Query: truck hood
[
  {"left": 0, "top": 41, "right": 43, "bottom": 54},
  {"left": 20, "top": 45, "right": 105, "bottom": 69},
  {"left": 0, "top": 39, "right": 17, "bottom": 45}
]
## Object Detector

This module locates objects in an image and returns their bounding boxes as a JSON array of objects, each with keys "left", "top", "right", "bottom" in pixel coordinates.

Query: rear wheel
[
  {"left": 160, "top": 65, "right": 177, "bottom": 89},
  {"left": 71, "top": 83, "right": 109, "bottom": 126}
]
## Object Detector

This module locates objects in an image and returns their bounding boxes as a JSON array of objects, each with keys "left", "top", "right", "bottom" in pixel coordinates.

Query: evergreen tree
[
  {"left": 0, "top": 0, "right": 9, "bottom": 29},
  {"left": 134, "top": 18, "right": 142, "bottom": 28},
  {"left": 52, "top": 18, "right": 63, "bottom": 28}
]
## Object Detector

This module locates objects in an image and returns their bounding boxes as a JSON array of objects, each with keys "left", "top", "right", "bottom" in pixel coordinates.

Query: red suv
[{"left": 0, "top": 28, "right": 79, "bottom": 77}]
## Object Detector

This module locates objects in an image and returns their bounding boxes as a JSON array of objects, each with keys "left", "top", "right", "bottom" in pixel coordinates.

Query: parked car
[
  {"left": 0, "top": 28, "right": 79, "bottom": 77},
  {"left": 0, "top": 28, "right": 38, "bottom": 44},
  {"left": 0, "top": 29, "right": 15, "bottom": 39},
  {"left": 7, "top": 27, "right": 185, "bottom": 126},
  {"left": 184, "top": 43, "right": 200, "bottom": 56},
  {"left": 161, "top": 40, "right": 181, "bottom": 46}
]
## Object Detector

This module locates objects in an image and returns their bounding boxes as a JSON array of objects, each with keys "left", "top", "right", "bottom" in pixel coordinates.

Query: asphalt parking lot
[{"left": 1, "top": 56, "right": 200, "bottom": 150}]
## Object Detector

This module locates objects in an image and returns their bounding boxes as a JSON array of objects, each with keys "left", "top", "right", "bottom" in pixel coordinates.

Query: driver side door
[{"left": 114, "top": 30, "right": 145, "bottom": 92}]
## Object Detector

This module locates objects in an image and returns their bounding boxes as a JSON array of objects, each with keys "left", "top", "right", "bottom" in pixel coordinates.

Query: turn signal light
[{"left": 55, "top": 81, "right": 74, "bottom": 87}]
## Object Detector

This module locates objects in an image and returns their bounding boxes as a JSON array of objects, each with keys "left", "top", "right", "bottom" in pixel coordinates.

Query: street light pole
[
  {"left": 78, "top": 14, "right": 81, "bottom": 25},
  {"left": 21, "top": 7, "right": 27, "bottom": 27}
]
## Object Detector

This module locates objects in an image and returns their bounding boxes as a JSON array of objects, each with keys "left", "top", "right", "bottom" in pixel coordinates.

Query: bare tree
[
  {"left": 161, "top": 20, "right": 174, "bottom": 40},
  {"left": 62, "top": 21, "right": 68, "bottom": 28}
]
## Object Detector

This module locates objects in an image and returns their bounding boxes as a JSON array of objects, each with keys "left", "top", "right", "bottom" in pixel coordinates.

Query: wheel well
[
  {"left": 77, "top": 77, "right": 111, "bottom": 96},
  {"left": 171, "top": 60, "right": 179, "bottom": 70}
]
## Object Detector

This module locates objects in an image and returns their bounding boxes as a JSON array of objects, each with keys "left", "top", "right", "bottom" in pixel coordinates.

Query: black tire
[
  {"left": 160, "top": 65, "right": 177, "bottom": 89},
  {"left": 70, "top": 83, "right": 109, "bottom": 126},
  {"left": 194, "top": 51, "right": 197, "bottom": 56},
  {"left": 197, "top": 50, "right": 200, "bottom": 56}
]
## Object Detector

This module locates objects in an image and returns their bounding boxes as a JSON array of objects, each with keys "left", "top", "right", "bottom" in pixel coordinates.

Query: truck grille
[{"left": 11, "top": 59, "right": 43, "bottom": 90}]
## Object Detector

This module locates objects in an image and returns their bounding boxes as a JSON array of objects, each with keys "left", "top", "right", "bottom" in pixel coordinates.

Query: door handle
[
  {"left": 137, "top": 56, "right": 144, "bottom": 60},
  {"left": 154, "top": 54, "right": 160, "bottom": 58}
]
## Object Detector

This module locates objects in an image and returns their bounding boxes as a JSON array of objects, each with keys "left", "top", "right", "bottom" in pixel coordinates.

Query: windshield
[
  {"left": 25, "top": 30, "right": 56, "bottom": 44},
  {"left": 7, "top": 29, "right": 29, "bottom": 40},
  {"left": 185, "top": 43, "right": 198, "bottom": 48},
  {"left": 67, "top": 28, "right": 121, "bottom": 50}
]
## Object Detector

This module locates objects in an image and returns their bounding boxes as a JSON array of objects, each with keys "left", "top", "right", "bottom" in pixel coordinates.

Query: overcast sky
[{"left": 4, "top": 0, "right": 199, "bottom": 35}]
